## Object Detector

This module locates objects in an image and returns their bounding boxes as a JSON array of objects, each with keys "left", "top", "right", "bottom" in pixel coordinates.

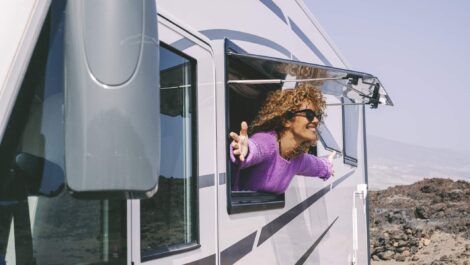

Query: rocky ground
[{"left": 369, "top": 178, "right": 470, "bottom": 264}]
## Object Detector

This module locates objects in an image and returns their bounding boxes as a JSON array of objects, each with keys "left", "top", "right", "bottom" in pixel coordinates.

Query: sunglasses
[{"left": 287, "top": 109, "right": 323, "bottom": 122}]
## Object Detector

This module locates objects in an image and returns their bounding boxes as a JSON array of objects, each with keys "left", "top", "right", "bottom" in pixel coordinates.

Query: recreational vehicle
[{"left": 0, "top": 0, "right": 393, "bottom": 264}]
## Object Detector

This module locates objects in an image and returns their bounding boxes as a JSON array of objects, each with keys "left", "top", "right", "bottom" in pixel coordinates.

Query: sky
[{"left": 306, "top": 0, "right": 470, "bottom": 153}]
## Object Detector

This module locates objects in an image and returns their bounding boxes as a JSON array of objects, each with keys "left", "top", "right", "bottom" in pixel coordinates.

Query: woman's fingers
[
  {"left": 238, "top": 121, "right": 249, "bottom": 162},
  {"left": 327, "top": 151, "right": 336, "bottom": 177},
  {"left": 327, "top": 151, "right": 337, "bottom": 163},
  {"left": 229, "top": 132, "right": 239, "bottom": 142},
  {"left": 229, "top": 122, "right": 250, "bottom": 162},
  {"left": 240, "top": 121, "right": 248, "bottom": 136}
]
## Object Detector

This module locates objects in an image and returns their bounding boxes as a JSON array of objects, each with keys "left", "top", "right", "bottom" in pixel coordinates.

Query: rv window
[
  {"left": 225, "top": 42, "right": 283, "bottom": 214},
  {"left": 317, "top": 95, "right": 342, "bottom": 154},
  {"left": 225, "top": 40, "right": 352, "bottom": 213},
  {"left": 225, "top": 42, "right": 281, "bottom": 213},
  {"left": 0, "top": 2, "right": 127, "bottom": 264},
  {"left": 140, "top": 44, "right": 198, "bottom": 259},
  {"left": 342, "top": 98, "right": 360, "bottom": 166}
]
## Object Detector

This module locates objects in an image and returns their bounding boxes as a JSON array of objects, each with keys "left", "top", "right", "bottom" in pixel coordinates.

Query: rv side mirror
[
  {"left": 64, "top": 0, "right": 160, "bottom": 199},
  {"left": 15, "top": 152, "right": 64, "bottom": 197}
]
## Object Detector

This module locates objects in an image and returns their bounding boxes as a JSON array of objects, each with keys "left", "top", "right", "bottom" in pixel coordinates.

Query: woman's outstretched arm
[{"left": 296, "top": 151, "right": 336, "bottom": 180}]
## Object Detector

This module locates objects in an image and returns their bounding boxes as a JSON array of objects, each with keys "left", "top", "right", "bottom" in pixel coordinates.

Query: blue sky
[{"left": 306, "top": 0, "right": 470, "bottom": 152}]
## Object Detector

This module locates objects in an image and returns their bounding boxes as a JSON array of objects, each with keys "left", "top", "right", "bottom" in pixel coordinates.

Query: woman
[{"left": 229, "top": 83, "right": 335, "bottom": 194}]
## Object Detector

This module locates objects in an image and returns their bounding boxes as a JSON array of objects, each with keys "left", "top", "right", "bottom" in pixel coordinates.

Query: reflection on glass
[
  {"left": 317, "top": 123, "right": 342, "bottom": 153},
  {"left": 0, "top": 2, "right": 126, "bottom": 264},
  {"left": 140, "top": 46, "right": 197, "bottom": 257},
  {"left": 227, "top": 52, "right": 393, "bottom": 106}
]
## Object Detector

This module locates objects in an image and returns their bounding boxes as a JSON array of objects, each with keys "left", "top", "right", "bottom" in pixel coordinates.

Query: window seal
[{"left": 141, "top": 242, "right": 200, "bottom": 262}]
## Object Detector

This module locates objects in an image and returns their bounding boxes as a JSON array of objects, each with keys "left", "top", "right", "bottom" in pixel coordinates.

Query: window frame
[
  {"left": 224, "top": 38, "right": 369, "bottom": 213},
  {"left": 225, "top": 39, "right": 285, "bottom": 214},
  {"left": 140, "top": 42, "right": 200, "bottom": 261}
]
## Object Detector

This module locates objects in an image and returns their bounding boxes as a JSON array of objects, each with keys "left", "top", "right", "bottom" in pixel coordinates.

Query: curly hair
[{"left": 250, "top": 83, "right": 326, "bottom": 135}]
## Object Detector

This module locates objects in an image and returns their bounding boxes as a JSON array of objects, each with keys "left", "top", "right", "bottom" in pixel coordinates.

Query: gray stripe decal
[
  {"left": 260, "top": 0, "right": 287, "bottom": 24},
  {"left": 288, "top": 18, "right": 332, "bottom": 66},
  {"left": 332, "top": 170, "right": 354, "bottom": 189},
  {"left": 219, "top": 172, "right": 226, "bottom": 185},
  {"left": 184, "top": 254, "right": 216, "bottom": 265},
  {"left": 221, "top": 231, "right": 257, "bottom": 265},
  {"left": 197, "top": 172, "right": 353, "bottom": 263},
  {"left": 171, "top": 30, "right": 291, "bottom": 58},
  {"left": 257, "top": 171, "right": 354, "bottom": 246},
  {"left": 257, "top": 185, "right": 330, "bottom": 246},
  {"left": 200, "top": 29, "right": 291, "bottom": 58},
  {"left": 171, "top": 37, "right": 196, "bottom": 51},
  {"left": 199, "top": 174, "right": 215, "bottom": 189},
  {"left": 295, "top": 217, "right": 339, "bottom": 265}
]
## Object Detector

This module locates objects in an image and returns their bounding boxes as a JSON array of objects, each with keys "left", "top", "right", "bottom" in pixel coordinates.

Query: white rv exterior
[{"left": 0, "top": 1, "right": 392, "bottom": 265}]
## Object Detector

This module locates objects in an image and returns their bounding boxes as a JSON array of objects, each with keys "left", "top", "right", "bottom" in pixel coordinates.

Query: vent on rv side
[
  {"left": 227, "top": 52, "right": 393, "bottom": 109},
  {"left": 64, "top": 0, "right": 160, "bottom": 199}
]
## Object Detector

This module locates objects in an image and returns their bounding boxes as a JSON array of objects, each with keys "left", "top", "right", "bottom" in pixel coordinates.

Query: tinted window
[
  {"left": 140, "top": 45, "right": 198, "bottom": 259},
  {"left": 342, "top": 97, "right": 360, "bottom": 166}
]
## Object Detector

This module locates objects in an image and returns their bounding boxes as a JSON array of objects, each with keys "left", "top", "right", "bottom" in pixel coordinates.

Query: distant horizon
[
  {"left": 366, "top": 133, "right": 470, "bottom": 155},
  {"left": 366, "top": 133, "right": 470, "bottom": 190}
]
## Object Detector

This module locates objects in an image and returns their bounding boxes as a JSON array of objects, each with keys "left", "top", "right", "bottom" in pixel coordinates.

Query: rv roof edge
[{"left": 0, "top": 0, "right": 52, "bottom": 142}]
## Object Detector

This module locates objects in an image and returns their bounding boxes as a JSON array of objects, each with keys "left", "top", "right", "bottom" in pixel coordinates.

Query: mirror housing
[{"left": 64, "top": 0, "right": 160, "bottom": 199}]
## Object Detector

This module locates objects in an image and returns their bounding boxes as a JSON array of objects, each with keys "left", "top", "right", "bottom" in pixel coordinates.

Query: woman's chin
[{"left": 303, "top": 138, "right": 317, "bottom": 146}]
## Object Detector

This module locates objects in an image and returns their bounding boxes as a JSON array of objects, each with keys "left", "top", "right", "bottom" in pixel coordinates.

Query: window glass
[
  {"left": 140, "top": 45, "right": 197, "bottom": 258},
  {"left": 342, "top": 97, "right": 360, "bottom": 166},
  {"left": 0, "top": 2, "right": 126, "bottom": 264},
  {"left": 317, "top": 123, "right": 341, "bottom": 153},
  {"left": 227, "top": 52, "right": 393, "bottom": 107}
]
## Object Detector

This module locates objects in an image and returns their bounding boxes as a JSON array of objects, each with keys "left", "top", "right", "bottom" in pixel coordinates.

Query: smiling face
[{"left": 284, "top": 101, "right": 321, "bottom": 145}]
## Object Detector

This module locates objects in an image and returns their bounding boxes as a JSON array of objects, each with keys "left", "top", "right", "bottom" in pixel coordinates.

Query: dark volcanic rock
[
  {"left": 369, "top": 178, "right": 470, "bottom": 263},
  {"left": 415, "top": 207, "right": 429, "bottom": 219}
]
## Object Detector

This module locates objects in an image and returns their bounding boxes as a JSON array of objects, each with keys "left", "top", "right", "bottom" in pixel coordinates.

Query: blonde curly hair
[{"left": 250, "top": 82, "right": 326, "bottom": 136}]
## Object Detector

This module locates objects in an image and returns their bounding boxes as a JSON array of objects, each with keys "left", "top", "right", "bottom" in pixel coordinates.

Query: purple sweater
[{"left": 230, "top": 131, "right": 333, "bottom": 194}]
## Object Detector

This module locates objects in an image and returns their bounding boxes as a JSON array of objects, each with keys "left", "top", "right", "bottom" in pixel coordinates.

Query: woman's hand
[
  {"left": 229, "top": 121, "right": 249, "bottom": 161},
  {"left": 327, "top": 151, "right": 336, "bottom": 177},
  {"left": 327, "top": 151, "right": 336, "bottom": 164}
]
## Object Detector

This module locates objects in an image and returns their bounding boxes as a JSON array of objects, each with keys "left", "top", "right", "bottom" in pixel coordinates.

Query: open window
[
  {"left": 225, "top": 41, "right": 285, "bottom": 214},
  {"left": 225, "top": 39, "right": 392, "bottom": 214}
]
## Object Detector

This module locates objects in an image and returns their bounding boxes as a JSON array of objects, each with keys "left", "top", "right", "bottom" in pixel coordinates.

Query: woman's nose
[{"left": 312, "top": 116, "right": 320, "bottom": 125}]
